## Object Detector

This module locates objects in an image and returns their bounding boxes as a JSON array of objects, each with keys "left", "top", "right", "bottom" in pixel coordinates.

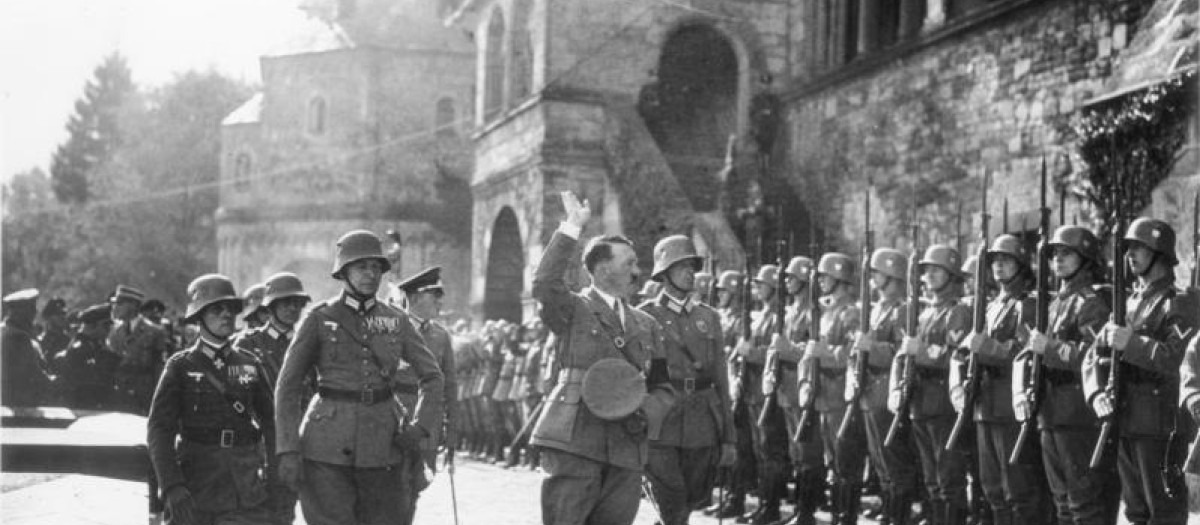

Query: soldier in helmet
[
  {"left": 695, "top": 271, "right": 715, "bottom": 306},
  {"left": 709, "top": 269, "right": 756, "bottom": 520},
  {"left": 241, "top": 283, "right": 270, "bottom": 331},
  {"left": 638, "top": 235, "right": 735, "bottom": 525},
  {"left": 1014, "top": 225, "right": 1119, "bottom": 525},
  {"left": 274, "top": 230, "right": 444, "bottom": 525},
  {"left": 531, "top": 191, "right": 672, "bottom": 525},
  {"left": 1084, "top": 218, "right": 1193, "bottom": 525},
  {"left": 889, "top": 245, "right": 972, "bottom": 525},
  {"left": 953, "top": 235, "right": 1048, "bottom": 525},
  {"left": 108, "top": 284, "right": 173, "bottom": 414},
  {"left": 56, "top": 304, "right": 120, "bottom": 410},
  {"left": 232, "top": 272, "right": 311, "bottom": 525},
  {"left": 849, "top": 248, "right": 920, "bottom": 525},
  {"left": 147, "top": 274, "right": 274, "bottom": 525},
  {"left": 797, "top": 252, "right": 864, "bottom": 525},
  {"left": 2, "top": 289, "right": 53, "bottom": 406}
]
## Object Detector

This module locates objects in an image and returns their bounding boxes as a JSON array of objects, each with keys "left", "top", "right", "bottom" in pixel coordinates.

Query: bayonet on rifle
[
  {"left": 1011, "top": 156, "right": 1052, "bottom": 464},
  {"left": 946, "top": 171, "right": 990, "bottom": 451}
]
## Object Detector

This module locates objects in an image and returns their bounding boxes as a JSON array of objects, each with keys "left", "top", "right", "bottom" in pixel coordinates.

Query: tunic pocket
[{"left": 532, "top": 382, "right": 581, "bottom": 443}]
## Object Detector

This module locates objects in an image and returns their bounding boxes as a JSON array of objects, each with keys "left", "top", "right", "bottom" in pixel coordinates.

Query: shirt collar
[
  {"left": 593, "top": 287, "right": 622, "bottom": 312},
  {"left": 661, "top": 292, "right": 692, "bottom": 314},
  {"left": 198, "top": 334, "right": 229, "bottom": 359},
  {"left": 341, "top": 291, "right": 377, "bottom": 315}
]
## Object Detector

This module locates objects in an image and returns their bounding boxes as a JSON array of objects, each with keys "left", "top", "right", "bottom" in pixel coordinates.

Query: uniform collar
[
  {"left": 341, "top": 291, "right": 377, "bottom": 315},
  {"left": 1060, "top": 271, "right": 1093, "bottom": 295},
  {"left": 660, "top": 292, "right": 693, "bottom": 314},
  {"left": 930, "top": 286, "right": 962, "bottom": 307},
  {"left": 266, "top": 323, "right": 292, "bottom": 340},
  {"left": 592, "top": 287, "right": 621, "bottom": 311},
  {"left": 409, "top": 312, "right": 430, "bottom": 331},
  {"left": 1133, "top": 275, "right": 1174, "bottom": 298},
  {"left": 198, "top": 334, "right": 230, "bottom": 359}
]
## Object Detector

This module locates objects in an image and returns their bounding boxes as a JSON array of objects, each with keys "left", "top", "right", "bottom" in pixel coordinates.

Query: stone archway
[
  {"left": 640, "top": 23, "right": 740, "bottom": 211},
  {"left": 483, "top": 207, "right": 523, "bottom": 323}
]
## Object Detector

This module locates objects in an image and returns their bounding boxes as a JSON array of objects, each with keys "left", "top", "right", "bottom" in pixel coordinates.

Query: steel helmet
[
  {"left": 184, "top": 274, "right": 243, "bottom": 322},
  {"left": 716, "top": 270, "right": 744, "bottom": 291},
  {"left": 1123, "top": 217, "right": 1178, "bottom": 265},
  {"left": 694, "top": 272, "right": 714, "bottom": 291},
  {"left": 651, "top": 235, "right": 704, "bottom": 280},
  {"left": 785, "top": 256, "right": 815, "bottom": 282},
  {"left": 961, "top": 255, "right": 979, "bottom": 276},
  {"left": 1048, "top": 225, "right": 1101, "bottom": 265},
  {"left": 242, "top": 283, "right": 266, "bottom": 319},
  {"left": 870, "top": 248, "right": 908, "bottom": 281},
  {"left": 919, "top": 244, "right": 965, "bottom": 277},
  {"left": 581, "top": 358, "right": 648, "bottom": 420},
  {"left": 753, "top": 264, "right": 780, "bottom": 286},
  {"left": 986, "top": 234, "right": 1030, "bottom": 267},
  {"left": 331, "top": 230, "right": 391, "bottom": 277},
  {"left": 263, "top": 272, "right": 311, "bottom": 307},
  {"left": 817, "top": 253, "right": 854, "bottom": 283}
]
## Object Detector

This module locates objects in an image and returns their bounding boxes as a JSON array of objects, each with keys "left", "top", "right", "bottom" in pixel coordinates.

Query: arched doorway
[
  {"left": 483, "top": 207, "right": 523, "bottom": 323},
  {"left": 640, "top": 24, "right": 739, "bottom": 211}
]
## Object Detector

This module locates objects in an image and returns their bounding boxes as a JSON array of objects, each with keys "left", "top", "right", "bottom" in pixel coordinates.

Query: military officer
[
  {"left": 954, "top": 235, "right": 1047, "bottom": 525},
  {"left": 800, "top": 252, "right": 864, "bottom": 525},
  {"left": 109, "top": 284, "right": 173, "bottom": 415},
  {"left": 232, "top": 272, "right": 311, "bottom": 525},
  {"left": 638, "top": 235, "right": 736, "bottom": 525},
  {"left": 2, "top": 289, "right": 53, "bottom": 406},
  {"left": 147, "top": 274, "right": 274, "bottom": 525},
  {"left": 274, "top": 230, "right": 444, "bottom": 525},
  {"left": 890, "top": 245, "right": 971, "bottom": 525},
  {"left": 1014, "top": 225, "right": 1119, "bottom": 525},
  {"left": 531, "top": 190, "right": 673, "bottom": 525},
  {"left": 1085, "top": 218, "right": 1193, "bottom": 525},
  {"left": 851, "top": 248, "right": 920, "bottom": 525},
  {"left": 56, "top": 304, "right": 120, "bottom": 410}
]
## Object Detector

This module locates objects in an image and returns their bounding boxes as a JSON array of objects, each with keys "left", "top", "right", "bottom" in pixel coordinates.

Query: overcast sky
[{"left": 0, "top": 0, "right": 311, "bottom": 182}]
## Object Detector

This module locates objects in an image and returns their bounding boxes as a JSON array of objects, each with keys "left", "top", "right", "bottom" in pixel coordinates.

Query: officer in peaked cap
[
  {"left": 56, "top": 303, "right": 120, "bottom": 410},
  {"left": 2, "top": 289, "right": 52, "bottom": 406},
  {"left": 108, "top": 284, "right": 172, "bottom": 415},
  {"left": 231, "top": 272, "right": 311, "bottom": 525},
  {"left": 394, "top": 266, "right": 458, "bottom": 524},
  {"left": 147, "top": 274, "right": 274, "bottom": 525},
  {"left": 274, "top": 230, "right": 444, "bottom": 525},
  {"left": 639, "top": 235, "right": 735, "bottom": 525},
  {"left": 531, "top": 192, "right": 673, "bottom": 525}
]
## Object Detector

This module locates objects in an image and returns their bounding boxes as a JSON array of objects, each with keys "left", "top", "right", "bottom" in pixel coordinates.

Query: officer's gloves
[
  {"left": 393, "top": 424, "right": 429, "bottom": 451},
  {"left": 278, "top": 452, "right": 304, "bottom": 492},
  {"left": 164, "top": 485, "right": 196, "bottom": 525}
]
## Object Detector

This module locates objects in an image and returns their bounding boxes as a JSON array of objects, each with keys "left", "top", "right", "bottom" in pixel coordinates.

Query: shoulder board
[
  {"left": 1089, "top": 283, "right": 1111, "bottom": 296},
  {"left": 229, "top": 346, "right": 262, "bottom": 362}
]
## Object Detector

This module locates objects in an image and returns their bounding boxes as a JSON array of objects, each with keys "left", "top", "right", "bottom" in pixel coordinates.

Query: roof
[
  {"left": 222, "top": 93, "right": 263, "bottom": 126},
  {"left": 264, "top": 16, "right": 356, "bottom": 57}
]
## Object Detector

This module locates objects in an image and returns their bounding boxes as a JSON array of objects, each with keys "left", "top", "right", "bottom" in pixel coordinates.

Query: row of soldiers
[{"left": 692, "top": 215, "right": 1199, "bottom": 525}]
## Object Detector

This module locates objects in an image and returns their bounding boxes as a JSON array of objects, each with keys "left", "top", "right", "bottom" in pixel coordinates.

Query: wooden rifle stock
[
  {"left": 758, "top": 236, "right": 789, "bottom": 428},
  {"left": 793, "top": 229, "right": 822, "bottom": 442},
  {"left": 1090, "top": 182, "right": 1127, "bottom": 470},
  {"left": 946, "top": 173, "right": 989, "bottom": 451},
  {"left": 886, "top": 221, "right": 921, "bottom": 447},
  {"left": 839, "top": 188, "right": 873, "bottom": 441},
  {"left": 1011, "top": 157, "right": 1051, "bottom": 464}
]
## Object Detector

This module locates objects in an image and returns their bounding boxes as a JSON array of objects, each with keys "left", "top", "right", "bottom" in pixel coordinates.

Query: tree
[{"left": 49, "top": 52, "right": 136, "bottom": 204}]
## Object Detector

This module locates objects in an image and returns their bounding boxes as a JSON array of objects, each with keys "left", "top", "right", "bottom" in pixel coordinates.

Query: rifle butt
[
  {"left": 944, "top": 409, "right": 970, "bottom": 451},
  {"left": 757, "top": 396, "right": 776, "bottom": 428},
  {"left": 1089, "top": 421, "right": 1113, "bottom": 470},
  {"left": 1009, "top": 420, "right": 1034, "bottom": 465},
  {"left": 883, "top": 409, "right": 905, "bottom": 447},
  {"left": 1184, "top": 433, "right": 1200, "bottom": 475},
  {"left": 837, "top": 404, "right": 856, "bottom": 441},
  {"left": 793, "top": 408, "right": 813, "bottom": 442}
]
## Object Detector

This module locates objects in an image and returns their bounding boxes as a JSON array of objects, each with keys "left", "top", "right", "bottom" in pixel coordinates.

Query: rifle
[
  {"left": 885, "top": 206, "right": 921, "bottom": 447},
  {"left": 793, "top": 222, "right": 822, "bottom": 442},
  {"left": 1185, "top": 431, "right": 1200, "bottom": 475},
  {"left": 731, "top": 258, "right": 754, "bottom": 416},
  {"left": 946, "top": 171, "right": 990, "bottom": 451},
  {"left": 839, "top": 186, "right": 874, "bottom": 440},
  {"left": 1089, "top": 154, "right": 1127, "bottom": 470},
  {"left": 758, "top": 231, "right": 789, "bottom": 427},
  {"left": 1010, "top": 157, "right": 1052, "bottom": 464},
  {"left": 708, "top": 258, "right": 721, "bottom": 307},
  {"left": 1191, "top": 191, "right": 1198, "bottom": 289}
]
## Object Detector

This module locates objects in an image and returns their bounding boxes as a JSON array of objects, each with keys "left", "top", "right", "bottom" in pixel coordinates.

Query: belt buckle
[
  {"left": 361, "top": 388, "right": 375, "bottom": 405},
  {"left": 220, "top": 429, "right": 234, "bottom": 448},
  {"left": 684, "top": 377, "right": 695, "bottom": 394}
]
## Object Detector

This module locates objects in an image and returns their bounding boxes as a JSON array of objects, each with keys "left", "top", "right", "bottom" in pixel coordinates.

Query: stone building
[
  {"left": 446, "top": 0, "right": 1196, "bottom": 321},
  {"left": 218, "top": 0, "right": 475, "bottom": 315}
]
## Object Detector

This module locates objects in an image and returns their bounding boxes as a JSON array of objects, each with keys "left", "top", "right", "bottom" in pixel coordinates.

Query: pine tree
[{"left": 49, "top": 52, "right": 135, "bottom": 204}]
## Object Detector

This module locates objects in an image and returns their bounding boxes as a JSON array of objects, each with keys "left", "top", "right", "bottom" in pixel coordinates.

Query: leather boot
[
  {"left": 889, "top": 492, "right": 914, "bottom": 525},
  {"left": 714, "top": 492, "right": 746, "bottom": 519},
  {"left": 751, "top": 500, "right": 782, "bottom": 525},
  {"left": 876, "top": 491, "right": 892, "bottom": 525},
  {"left": 945, "top": 503, "right": 968, "bottom": 525},
  {"left": 838, "top": 483, "right": 861, "bottom": 525}
]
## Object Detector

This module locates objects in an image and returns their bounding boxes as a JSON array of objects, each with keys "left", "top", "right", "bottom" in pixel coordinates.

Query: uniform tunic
[
  {"left": 1082, "top": 275, "right": 1192, "bottom": 525},
  {"left": 110, "top": 316, "right": 174, "bottom": 414},
  {"left": 55, "top": 335, "right": 120, "bottom": 410},
  {"left": 147, "top": 339, "right": 273, "bottom": 524},
  {"left": 1, "top": 320, "right": 51, "bottom": 407}
]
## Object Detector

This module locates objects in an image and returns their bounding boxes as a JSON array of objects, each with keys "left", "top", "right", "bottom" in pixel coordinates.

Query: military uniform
[
  {"left": 57, "top": 332, "right": 121, "bottom": 410},
  {"left": 111, "top": 315, "right": 174, "bottom": 414},
  {"left": 713, "top": 272, "right": 757, "bottom": 520},
  {"left": 640, "top": 292, "right": 732, "bottom": 525},
  {"left": 2, "top": 290, "right": 52, "bottom": 407},
  {"left": 275, "top": 292, "right": 444, "bottom": 525},
  {"left": 531, "top": 227, "right": 671, "bottom": 525},
  {"left": 1082, "top": 274, "right": 1192, "bottom": 525},
  {"left": 780, "top": 288, "right": 829, "bottom": 525},
  {"left": 147, "top": 338, "right": 274, "bottom": 525},
  {"left": 744, "top": 283, "right": 790, "bottom": 524}
]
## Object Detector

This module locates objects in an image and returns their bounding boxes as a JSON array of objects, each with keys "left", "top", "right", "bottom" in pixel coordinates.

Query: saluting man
[
  {"left": 531, "top": 190, "right": 674, "bottom": 525},
  {"left": 1085, "top": 218, "right": 1194, "bottom": 525},
  {"left": 147, "top": 274, "right": 274, "bottom": 525},
  {"left": 274, "top": 230, "right": 444, "bottom": 525},
  {"left": 638, "top": 235, "right": 736, "bottom": 525}
]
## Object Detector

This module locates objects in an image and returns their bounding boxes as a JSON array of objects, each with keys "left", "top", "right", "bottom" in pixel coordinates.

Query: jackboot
[
  {"left": 714, "top": 492, "right": 747, "bottom": 519},
  {"left": 876, "top": 491, "right": 892, "bottom": 525},
  {"left": 944, "top": 503, "right": 968, "bottom": 525},
  {"left": 751, "top": 500, "right": 782, "bottom": 525},
  {"left": 888, "top": 492, "right": 916, "bottom": 525},
  {"left": 838, "top": 483, "right": 861, "bottom": 525}
]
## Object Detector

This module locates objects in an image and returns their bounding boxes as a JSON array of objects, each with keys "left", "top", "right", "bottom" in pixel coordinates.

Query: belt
[
  {"left": 318, "top": 385, "right": 394, "bottom": 405},
  {"left": 779, "top": 362, "right": 798, "bottom": 371},
  {"left": 181, "top": 427, "right": 260, "bottom": 448},
  {"left": 742, "top": 362, "right": 764, "bottom": 374},
  {"left": 390, "top": 383, "right": 419, "bottom": 395},
  {"left": 915, "top": 366, "right": 947, "bottom": 381},
  {"left": 1043, "top": 369, "right": 1079, "bottom": 386},
  {"left": 818, "top": 366, "right": 843, "bottom": 378},
  {"left": 670, "top": 377, "right": 714, "bottom": 393}
]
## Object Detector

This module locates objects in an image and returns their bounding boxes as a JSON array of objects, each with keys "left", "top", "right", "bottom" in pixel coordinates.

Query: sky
[{"left": 0, "top": 0, "right": 312, "bottom": 181}]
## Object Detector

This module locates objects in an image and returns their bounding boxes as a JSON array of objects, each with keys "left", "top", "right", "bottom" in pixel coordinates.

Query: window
[
  {"left": 307, "top": 97, "right": 326, "bottom": 135},
  {"left": 233, "top": 152, "right": 252, "bottom": 190},
  {"left": 436, "top": 97, "right": 457, "bottom": 139},
  {"left": 483, "top": 9, "right": 507, "bottom": 122},
  {"left": 510, "top": 32, "right": 533, "bottom": 103}
]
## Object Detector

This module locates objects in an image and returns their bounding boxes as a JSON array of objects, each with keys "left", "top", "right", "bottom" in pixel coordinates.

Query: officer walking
[
  {"left": 232, "top": 272, "right": 311, "bottom": 525},
  {"left": 56, "top": 304, "right": 120, "bottom": 410},
  {"left": 147, "top": 274, "right": 274, "bottom": 525},
  {"left": 1085, "top": 218, "right": 1193, "bottom": 525},
  {"left": 2, "top": 289, "right": 53, "bottom": 407},
  {"left": 274, "top": 230, "right": 444, "bottom": 525},
  {"left": 109, "top": 284, "right": 173, "bottom": 414},
  {"left": 639, "top": 235, "right": 736, "bottom": 525},
  {"left": 531, "top": 190, "right": 673, "bottom": 525}
]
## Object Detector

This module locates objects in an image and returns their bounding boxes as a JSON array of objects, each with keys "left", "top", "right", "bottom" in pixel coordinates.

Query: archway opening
[
  {"left": 483, "top": 207, "right": 523, "bottom": 323},
  {"left": 640, "top": 24, "right": 739, "bottom": 211}
]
